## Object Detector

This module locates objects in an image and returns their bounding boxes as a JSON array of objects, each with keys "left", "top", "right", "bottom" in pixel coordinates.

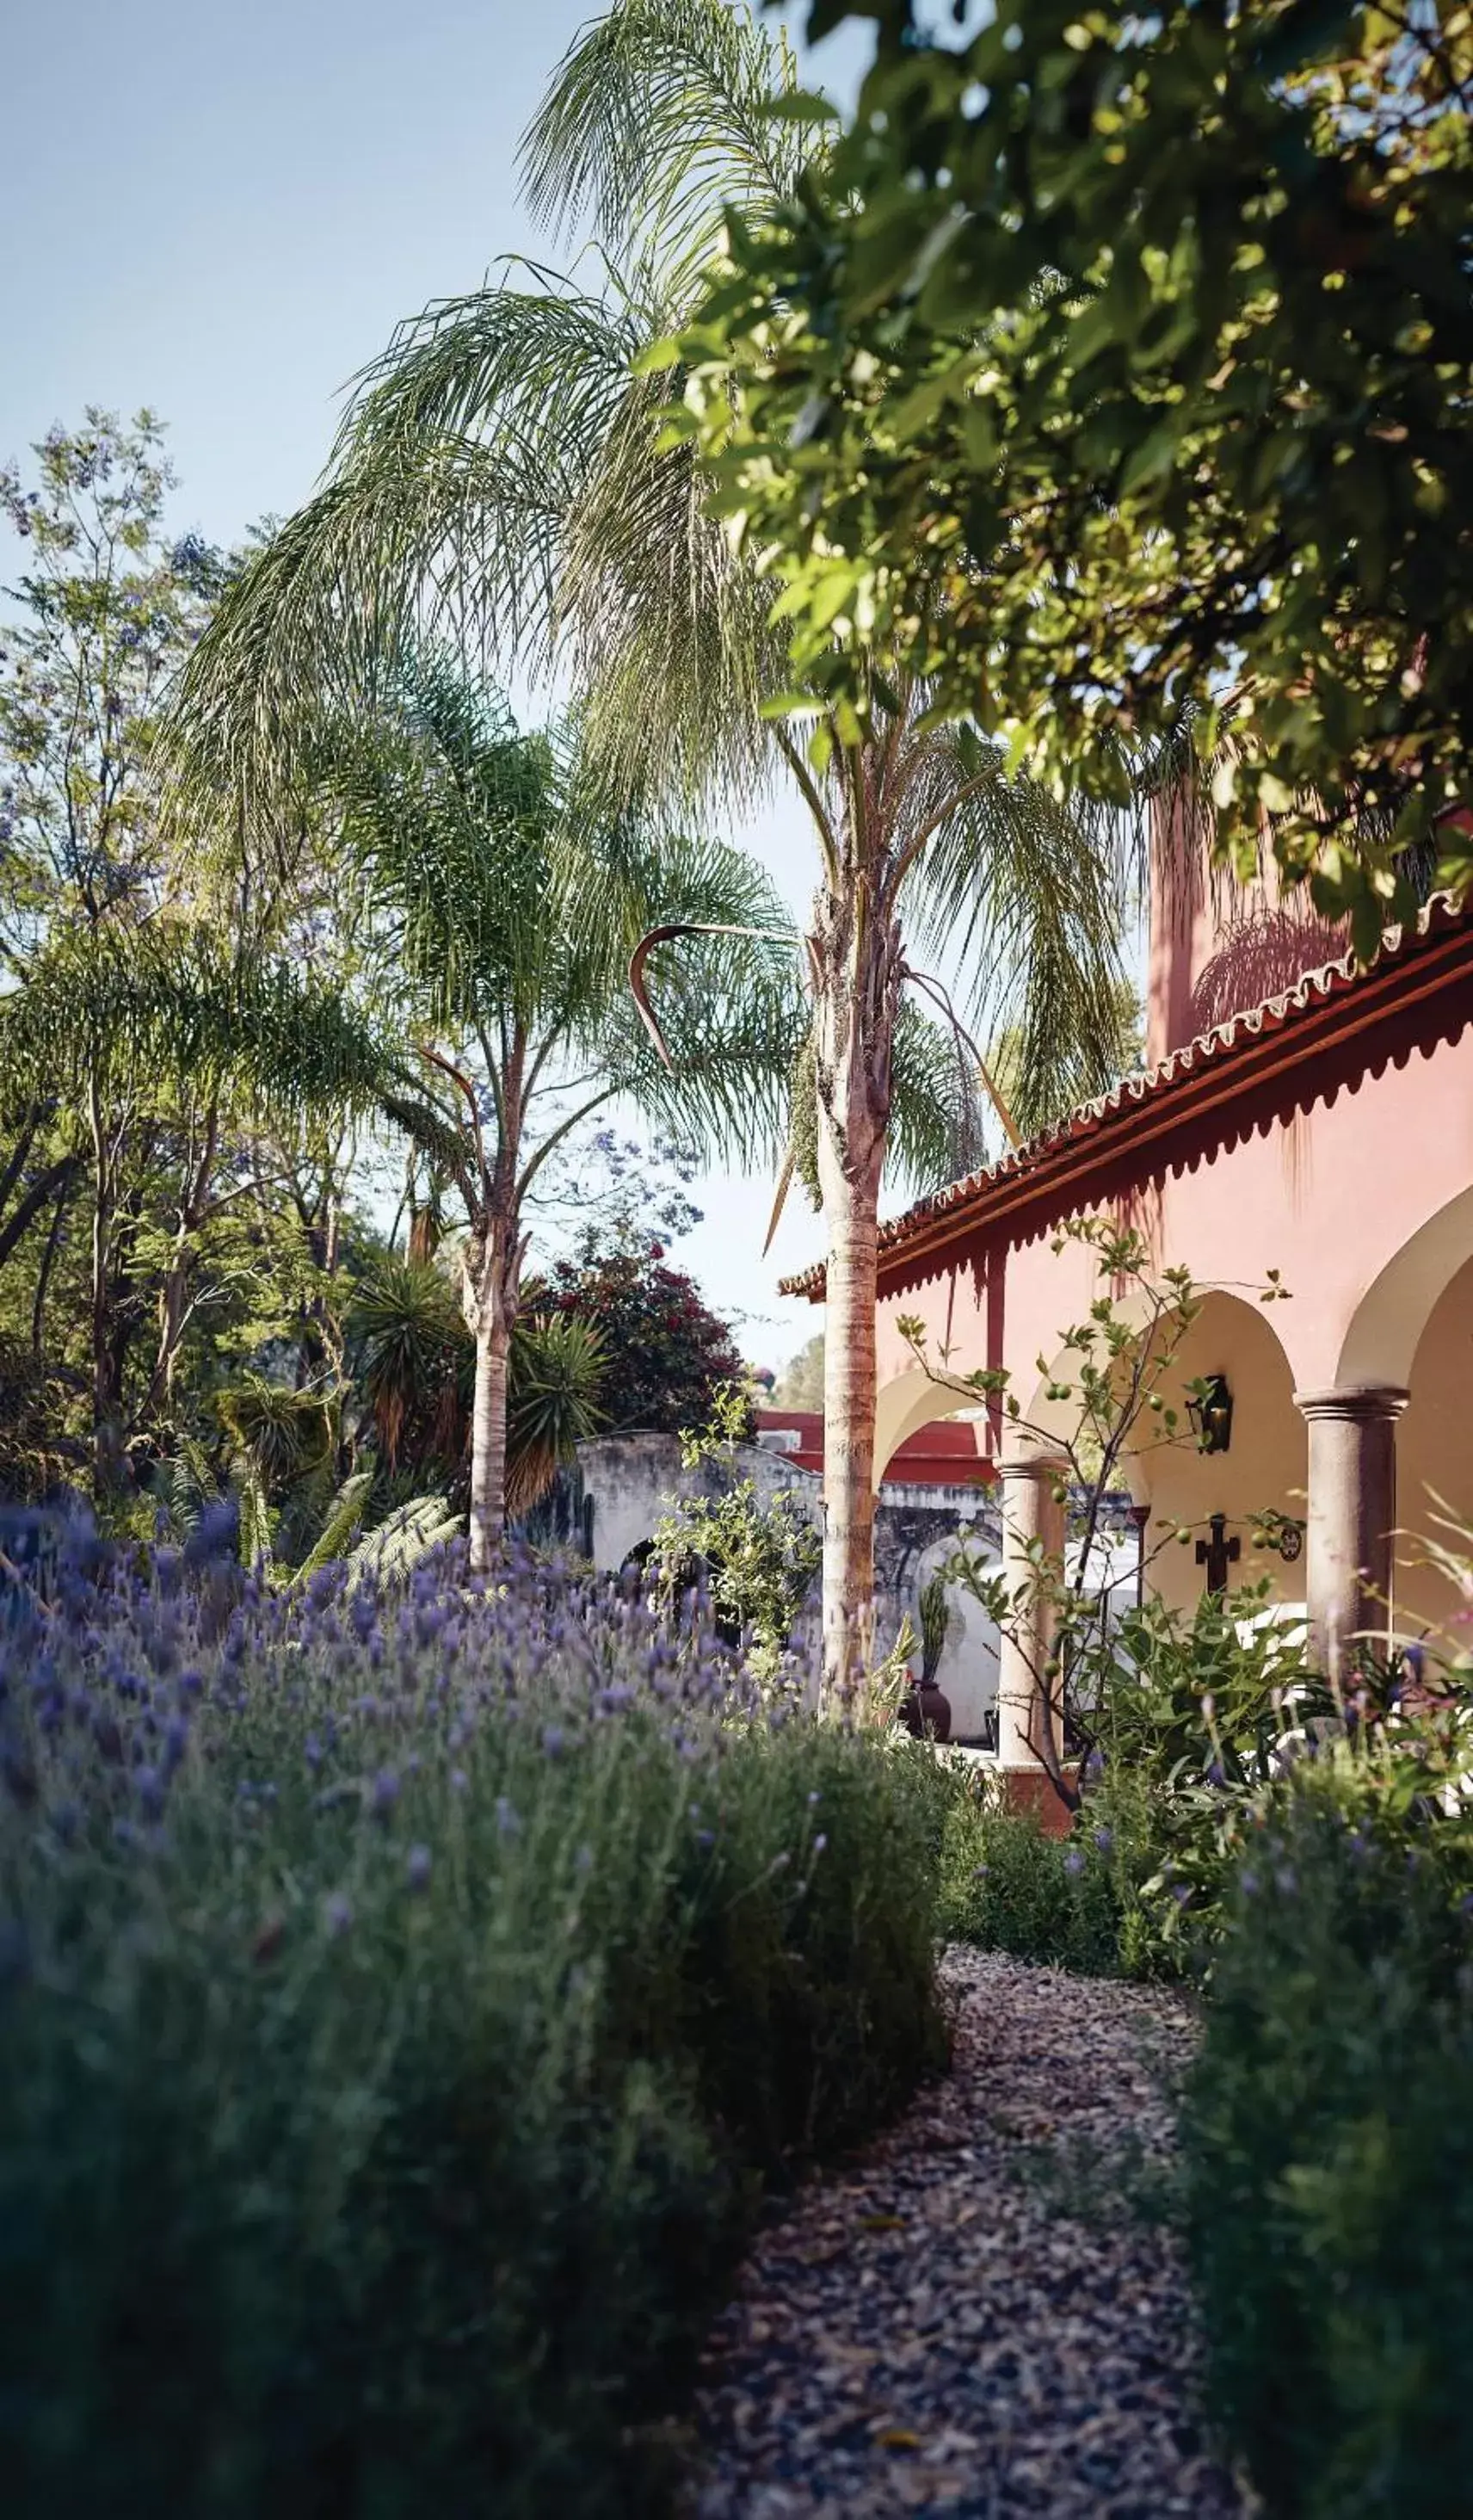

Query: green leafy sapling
[{"left": 651, "top": 1381, "right": 821, "bottom": 1681}]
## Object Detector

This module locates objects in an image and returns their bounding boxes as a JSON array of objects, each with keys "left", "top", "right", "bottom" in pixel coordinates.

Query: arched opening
[
  {"left": 906, "top": 1528, "right": 1002, "bottom": 1746},
  {"left": 872, "top": 1367, "right": 990, "bottom": 1489},
  {"left": 1395, "top": 1249, "right": 1473, "bottom": 1636},
  {"left": 1128, "top": 1291, "right": 1307, "bottom": 1617},
  {"left": 1337, "top": 1183, "right": 1473, "bottom": 1388}
]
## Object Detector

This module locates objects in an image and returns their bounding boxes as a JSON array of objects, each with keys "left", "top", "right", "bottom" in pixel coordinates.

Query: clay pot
[{"left": 899, "top": 1677, "right": 952, "bottom": 1744}]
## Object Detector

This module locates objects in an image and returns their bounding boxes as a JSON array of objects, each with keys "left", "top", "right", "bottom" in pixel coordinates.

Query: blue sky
[{"left": 1, "top": 0, "right": 873, "bottom": 1366}]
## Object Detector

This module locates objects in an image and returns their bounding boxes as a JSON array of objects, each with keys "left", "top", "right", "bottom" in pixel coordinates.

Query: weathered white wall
[
  {"left": 569, "top": 1435, "right": 1004, "bottom": 1736},
  {"left": 574, "top": 1435, "right": 821, "bottom": 1577},
  {"left": 563, "top": 1436, "right": 1143, "bottom": 1742}
]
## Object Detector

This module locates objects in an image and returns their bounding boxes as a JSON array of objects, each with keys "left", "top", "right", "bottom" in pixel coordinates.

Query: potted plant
[{"left": 899, "top": 1574, "right": 953, "bottom": 1742}]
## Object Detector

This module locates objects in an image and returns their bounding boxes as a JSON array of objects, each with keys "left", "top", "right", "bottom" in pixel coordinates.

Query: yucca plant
[
  {"left": 215, "top": 1374, "right": 339, "bottom": 1494},
  {"left": 350, "top": 1256, "right": 471, "bottom": 1477},
  {"left": 507, "top": 1310, "right": 607, "bottom": 1517},
  {"left": 351, "top": 1261, "right": 610, "bottom": 1523}
]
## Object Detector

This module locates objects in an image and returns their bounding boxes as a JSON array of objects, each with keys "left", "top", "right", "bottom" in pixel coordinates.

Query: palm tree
[
  {"left": 315, "top": 656, "right": 805, "bottom": 1567},
  {"left": 166, "top": 0, "right": 1137, "bottom": 1679}
]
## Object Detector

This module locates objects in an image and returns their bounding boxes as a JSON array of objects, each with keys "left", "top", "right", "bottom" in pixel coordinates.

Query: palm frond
[
  {"left": 167, "top": 264, "right": 774, "bottom": 843},
  {"left": 897, "top": 721, "right": 1141, "bottom": 1140},
  {"left": 886, "top": 1000, "right": 989, "bottom": 1196},
  {"left": 597, "top": 921, "right": 804, "bottom": 1172},
  {"left": 348, "top": 1494, "right": 463, "bottom": 1584},
  {"left": 521, "top": 0, "right": 816, "bottom": 288},
  {"left": 290, "top": 1470, "right": 375, "bottom": 1584},
  {"left": 0, "top": 919, "right": 403, "bottom": 1122},
  {"left": 237, "top": 1470, "right": 275, "bottom": 1575}
]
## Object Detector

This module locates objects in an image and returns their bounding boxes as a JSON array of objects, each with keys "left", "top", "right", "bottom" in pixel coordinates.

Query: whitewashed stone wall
[{"left": 552, "top": 1434, "right": 1008, "bottom": 1741}]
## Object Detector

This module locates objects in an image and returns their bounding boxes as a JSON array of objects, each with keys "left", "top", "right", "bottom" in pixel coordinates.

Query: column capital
[
  {"left": 1294, "top": 1383, "right": 1409, "bottom": 1426},
  {"left": 996, "top": 1430, "right": 1070, "bottom": 1482}
]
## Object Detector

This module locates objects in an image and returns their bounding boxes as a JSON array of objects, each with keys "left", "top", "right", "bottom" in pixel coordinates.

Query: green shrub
[
  {"left": 0, "top": 1539, "right": 948, "bottom": 2517},
  {"left": 939, "top": 1791, "right": 1119, "bottom": 1973},
  {"left": 937, "top": 1761, "right": 1224, "bottom": 1980},
  {"left": 651, "top": 1384, "right": 821, "bottom": 1674},
  {"left": 1183, "top": 1787, "right": 1473, "bottom": 2518}
]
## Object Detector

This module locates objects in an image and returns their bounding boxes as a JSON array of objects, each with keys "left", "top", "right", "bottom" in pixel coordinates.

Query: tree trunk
[
  {"left": 31, "top": 1179, "right": 69, "bottom": 1356},
  {"left": 463, "top": 1201, "right": 526, "bottom": 1573},
  {"left": 146, "top": 1240, "right": 192, "bottom": 1418},
  {"left": 88, "top": 1078, "right": 123, "bottom": 1495},
  {"left": 0, "top": 1152, "right": 82, "bottom": 1275},
  {"left": 469, "top": 1312, "right": 512, "bottom": 1572},
  {"left": 811, "top": 878, "right": 903, "bottom": 1697}
]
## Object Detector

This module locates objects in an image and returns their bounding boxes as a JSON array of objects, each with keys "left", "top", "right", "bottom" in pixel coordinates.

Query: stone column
[
  {"left": 995, "top": 1434, "right": 1069, "bottom": 1772},
  {"left": 1293, "top": 1385, "right": 1408, "bottom": 1683}
]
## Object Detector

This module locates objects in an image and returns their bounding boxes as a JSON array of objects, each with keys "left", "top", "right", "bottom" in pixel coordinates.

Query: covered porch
[{"left": 790, "top": 898, "right": 1473, "bottom": 1782}]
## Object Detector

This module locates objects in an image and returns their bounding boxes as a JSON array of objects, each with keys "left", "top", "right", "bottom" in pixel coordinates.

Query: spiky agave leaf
[{"left": 506, "top": 1311, "right": 608, "bottom": 1518}]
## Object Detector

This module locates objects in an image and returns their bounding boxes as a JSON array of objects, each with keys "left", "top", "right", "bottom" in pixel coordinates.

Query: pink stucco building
[{"left": 786, "top": 824, "right": 1473, "bottom": 1789}]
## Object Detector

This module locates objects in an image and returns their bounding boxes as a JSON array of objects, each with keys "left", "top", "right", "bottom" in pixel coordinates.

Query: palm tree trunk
[
  {"left": 811, "top": 878, "right": 903, "bottom": 1697},
  {"left": 818, "top": 1165, "right": 883, "bottom": 1692},
  {"left": 463, "top": 1199, "right": 526, "bottom": 1573},
  {"left": 469, "top": 1313, "right": 512, "bottom": 1572}
]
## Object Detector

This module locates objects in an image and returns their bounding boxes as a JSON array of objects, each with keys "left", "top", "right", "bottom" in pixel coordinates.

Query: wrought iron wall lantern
[{"left": 1188, "top": 1374, "right": 1234, "bottom": 1455}]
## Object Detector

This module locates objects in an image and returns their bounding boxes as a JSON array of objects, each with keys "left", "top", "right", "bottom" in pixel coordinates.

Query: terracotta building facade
[{"left": 786, "top": 827, "right": 1473, "bottom": 1785}]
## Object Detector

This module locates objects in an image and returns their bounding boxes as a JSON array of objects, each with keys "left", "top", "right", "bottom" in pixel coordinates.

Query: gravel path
[{"left": 684, "top": 1949, "right": 1248, "bottom": 2519}]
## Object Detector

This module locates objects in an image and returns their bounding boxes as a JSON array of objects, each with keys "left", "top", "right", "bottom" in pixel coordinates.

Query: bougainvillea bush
[
  {"left": 539, "top": 1240, "right": 748, "bottom": 1436},
  {"left": 0, "top": 1517, "right": 947, "bottom": 2518}
]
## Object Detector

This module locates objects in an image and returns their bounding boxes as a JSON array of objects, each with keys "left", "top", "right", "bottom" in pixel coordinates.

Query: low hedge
[
  {"left": 0, "top": 1535, "right": 948, "bottom": 2517},
  {"left": 1182, "top": 1793, "right": 1473, "bottom": 2519}
]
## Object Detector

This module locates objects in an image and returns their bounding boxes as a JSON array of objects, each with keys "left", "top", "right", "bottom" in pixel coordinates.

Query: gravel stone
[{"left": 684, "top": 1949, "right": 1249, "bottom": 2518}]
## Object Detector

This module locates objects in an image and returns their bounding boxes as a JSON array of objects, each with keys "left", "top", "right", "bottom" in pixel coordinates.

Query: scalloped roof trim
[{"left": 779, "top": 894, "right": 1467, "bottom": 1300}]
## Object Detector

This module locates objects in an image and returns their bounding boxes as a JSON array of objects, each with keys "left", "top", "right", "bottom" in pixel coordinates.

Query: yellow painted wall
[
  {"left": 1398, "top": 1251, "right": 1473, "bottom": 1636},
  {"left": 1131, "top": 1294, "right": 1308, "bottom": 1615}
]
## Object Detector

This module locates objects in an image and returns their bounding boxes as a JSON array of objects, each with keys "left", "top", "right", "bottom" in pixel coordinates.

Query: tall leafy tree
[
  {"left": 0, "top": 917, "right": 418, "bottom": 1484},
  {"left": 666, "top": 0, "right": 1473, "bottom": 950},
  {"left": 167, "top": 0, "right": 1136, "bottom": 1679},
  {"left": 0, "top": 416, "right": 426, "bottom": 1491}
]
